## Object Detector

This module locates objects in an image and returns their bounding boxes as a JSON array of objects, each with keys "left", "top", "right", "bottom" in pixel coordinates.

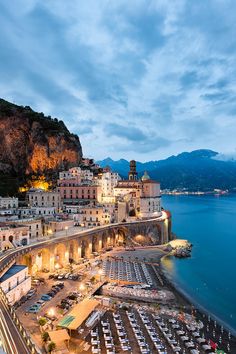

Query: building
[
  {"left": 57, "top": 179, "right": 102, "bottom": 205},
  {"left": 0, "top": 265, "right": 31, "bottom": 304},
  {"left": 97, "top": 169, "right": 121, "bottom": 203},
  {"left": 128, "top": 160, "right": 138, "bottom": 180},
  {"left": 139, "top": 171, "right": 162, "bottom": 218},
  {"left": 114, "top": 161, "right": 162, "bottom": 220},
  {"left": 12, "top": 219, "right": 42, "bottom": 241},
  {"left": 28, "top": 189, "right": 61, "bottom": 211},
  {"left": 18, "top": 206, "right": 56, "bottom": 217},
  {"left": 77, "top": 206, "right": 111, "bottom": 227},
  {"left": 43, "top": 219, "right": 74, "bottom": 235},
  {"left": 0, "top": 223, "right": 29, "bottom": 250},
  {"left": 59, "top": 167, "right": 93, "bottom": 182},
  {"left": 0, "top": 197, "right": 18, "bottom": 209}
]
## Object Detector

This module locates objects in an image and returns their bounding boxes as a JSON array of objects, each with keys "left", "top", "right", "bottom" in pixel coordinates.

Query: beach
[{"left": 108, "top": 246, "right": 236, "bottom": 353}]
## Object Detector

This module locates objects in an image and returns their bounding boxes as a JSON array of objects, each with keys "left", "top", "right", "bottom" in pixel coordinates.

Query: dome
[{"left": 141, "top": 171, "right": 150, "bottom": 181}]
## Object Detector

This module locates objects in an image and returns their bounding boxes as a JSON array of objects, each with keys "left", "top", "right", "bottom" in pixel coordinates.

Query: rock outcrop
[{"left": 0, "top": 98, "right": 82, "bottom": 176}]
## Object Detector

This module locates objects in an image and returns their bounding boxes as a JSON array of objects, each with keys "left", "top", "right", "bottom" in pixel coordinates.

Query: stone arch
[
  {"left": 81, "top": 239, "right": 88, "bottom": 258},
  {"left": 92, "top": 236, "right": 98, "bottom": 253},
  {"left": 54, "top": 243, "right": 67, "bottom": 268},
  {"left": 41, "top": 248, "right": 51, "bottom": 271},
  {"left": 22, "top": 254, "right": 33, "bottom": 274},
  {"left": 68, "top": 239, "right": 79, "bottom": 263}
]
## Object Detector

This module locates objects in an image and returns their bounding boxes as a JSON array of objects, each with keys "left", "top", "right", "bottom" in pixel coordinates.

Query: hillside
[
  {"left": 0, "top": 98, "right": 82, "bottom": 195},
  {"left": 98, "top": 150, "right": 236, "bottom": 191}
]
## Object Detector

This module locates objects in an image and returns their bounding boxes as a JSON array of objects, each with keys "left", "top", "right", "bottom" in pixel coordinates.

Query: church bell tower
[{"left": 128, "top": 160, "right": 138, "bottom": 180}]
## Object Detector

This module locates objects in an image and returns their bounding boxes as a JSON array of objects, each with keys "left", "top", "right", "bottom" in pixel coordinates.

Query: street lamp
[
  {"left": 48, "top": 308, "right": 55, "bottom": 318},
  {"left": 48, "top": 229, "right": 53, "bottom": 238},
  {"left": 65, "top": 226, "right": 68, "bottom": 236}
]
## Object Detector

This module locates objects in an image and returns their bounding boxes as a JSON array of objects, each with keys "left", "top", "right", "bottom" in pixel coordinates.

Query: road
[{"left": 0, "top": 300, "right": 29, "bottom": 354}]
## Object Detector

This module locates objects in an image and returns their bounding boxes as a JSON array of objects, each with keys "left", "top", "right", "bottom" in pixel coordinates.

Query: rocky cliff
[{"left": 0, "top": 98, "right": 82, "bottom": 176}]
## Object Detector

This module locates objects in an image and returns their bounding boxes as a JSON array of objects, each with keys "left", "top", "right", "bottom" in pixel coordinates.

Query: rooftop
[{"left": 0, "top": 265, "right": 27, "bottom": 283}]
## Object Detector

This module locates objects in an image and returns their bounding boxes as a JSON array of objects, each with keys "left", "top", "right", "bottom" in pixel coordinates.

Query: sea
[{"left": 161, "top": 194, "right": 236, "bottom": 334}]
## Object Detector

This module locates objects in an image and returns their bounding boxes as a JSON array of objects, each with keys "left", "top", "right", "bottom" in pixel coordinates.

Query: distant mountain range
[{"left": 97, "top": 150, "right": 236, "bottom": 191}]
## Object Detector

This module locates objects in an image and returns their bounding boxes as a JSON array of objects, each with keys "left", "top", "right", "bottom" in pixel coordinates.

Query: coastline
[
  {"left": 108, "top": 245, "right": 236, "bottom": 351},
  {"left": 159, "top": 254, "right": 236, "bottom": 350}
]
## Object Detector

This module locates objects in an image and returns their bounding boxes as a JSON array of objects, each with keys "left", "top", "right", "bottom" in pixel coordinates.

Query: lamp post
[
  {"left": 65, "top": 226, "right": 68, "bottom": 237},
  {"left": 48, "top": 229, "right": 53, "bottom": 238}
]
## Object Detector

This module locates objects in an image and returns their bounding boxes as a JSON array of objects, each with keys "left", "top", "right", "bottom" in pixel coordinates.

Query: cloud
[{"left": 1, "top": 0, "right": 236, "bottom": 160}]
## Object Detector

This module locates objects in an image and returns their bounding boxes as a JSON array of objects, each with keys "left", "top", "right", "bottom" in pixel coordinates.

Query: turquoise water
[{"left": 162, "top": 194, "right": 236, "bottom": 334}]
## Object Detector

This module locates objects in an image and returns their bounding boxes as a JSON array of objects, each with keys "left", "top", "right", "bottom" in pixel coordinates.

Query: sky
[{"left": 1, "top": 0, "right": 236, "bottom": 162}]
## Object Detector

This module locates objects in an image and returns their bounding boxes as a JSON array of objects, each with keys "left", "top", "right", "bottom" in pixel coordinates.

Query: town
[{"left": 0, "top": 159, "right": 232, "bottom": 354}]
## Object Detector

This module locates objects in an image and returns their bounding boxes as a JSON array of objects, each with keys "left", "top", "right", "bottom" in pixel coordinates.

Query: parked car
[
  {"left": 55, "top": 282, "right": 64, "bottom": 289},
  {"left": 41, "top": 294, "right": 52, "bottom": 301},
  {"left": 36, "top": 300, "right": 45, "bottom": 307},
  {"left": 57, "top": 274, "right": 65, "bottom": 280},
  {"left": 26, "top": 304, "right": 41, "bottom": 313},
  {"left": 47, "top": 291, "right": 55, "bottom": 297}
]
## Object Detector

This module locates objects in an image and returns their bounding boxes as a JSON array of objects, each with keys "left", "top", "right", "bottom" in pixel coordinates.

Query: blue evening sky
[{"left": 1, "top": 0, "right": 236, "bottom": 161}]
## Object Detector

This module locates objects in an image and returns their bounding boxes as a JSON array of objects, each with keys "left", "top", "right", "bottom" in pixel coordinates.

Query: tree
[
  {"left": 38, "top": 317, "right": 47, "bottom": 327},
  {"left": 48, "top": 341, "right": 56, "bottom": 353},
  {"left": 41, "top": 331, "right": 49, "bottom": 343},
  {"left": 90, "top": 276, "right": 96, "bottom": 284}
]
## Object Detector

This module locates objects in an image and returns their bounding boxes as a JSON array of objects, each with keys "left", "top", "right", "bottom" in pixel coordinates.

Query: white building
[
  {"left": 0, "top": 197, "right": 18, "bottom": 209},
  {"left": 28, "top": 189, "right": 61, "bottom": 211},
  {"left": 59, "top": 167, "right": 94, "bottom": 182},
  {"left": 0, "top": 223, "right": 29, "bottom": 250},
  {"left": 0, "top": 265, "right": 31, "bottom": 305},
  {"left": 97, "top": 170, "right": 121, "bottom": 203},
  {"left": 18, "top": 206, "right": 56, "bottom": 217}
]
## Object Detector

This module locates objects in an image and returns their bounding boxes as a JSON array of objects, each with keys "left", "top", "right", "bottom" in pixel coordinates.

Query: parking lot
[{"left": 15, "top": 264, "right": 99, "bottom": 349}]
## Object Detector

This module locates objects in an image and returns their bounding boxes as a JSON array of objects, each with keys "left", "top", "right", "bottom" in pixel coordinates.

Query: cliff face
[{"left": 0, "top": 99, "right": 82, "bottom": 176}]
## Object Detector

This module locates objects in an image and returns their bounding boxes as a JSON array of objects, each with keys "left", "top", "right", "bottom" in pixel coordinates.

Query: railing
[{"left": 0, "top": 286, "right": 41, "bottom": 353}]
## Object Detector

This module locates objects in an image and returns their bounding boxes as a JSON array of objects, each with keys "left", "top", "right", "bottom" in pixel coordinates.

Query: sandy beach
[{"left": 108, "top": 246, "right": 236, "bottom": 353}]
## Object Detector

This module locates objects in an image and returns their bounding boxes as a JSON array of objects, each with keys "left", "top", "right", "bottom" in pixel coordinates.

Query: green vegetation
[
  {"left": 38, "top": 317, "right": 47, "bottom": 326},
  {"left": 47, "top": 341, "right": 56, "bottom": 353},
  {"left": 0, "top": 98, "right": 69, "bottom": 135},
  {"left": 41, "top": 331, "right": 49, "bottom": 343}
]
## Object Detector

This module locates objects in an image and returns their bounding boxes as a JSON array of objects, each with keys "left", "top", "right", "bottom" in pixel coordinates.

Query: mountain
[
  {"left": 0, "top": 98, "right": 82, "bottom": 195},
  {"left": 98, "top": 150, "right": 236, "bottom": 191}
]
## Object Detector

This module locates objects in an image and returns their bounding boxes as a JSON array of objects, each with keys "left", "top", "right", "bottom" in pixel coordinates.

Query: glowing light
[
  {"left": 18, "top": 175, "right": 52, "bottom": 193},
  {"left": 79, "top": 283, "right": 85, "bottom": 291},
  {"left": 98, "top": 269, "right": 103, "bottom": 275},
  {"left": 48, "top": 308, "right": 55, "bottom": 317},
  {"left": 55, "top": 263, "right": 60, "bottom": 270}
]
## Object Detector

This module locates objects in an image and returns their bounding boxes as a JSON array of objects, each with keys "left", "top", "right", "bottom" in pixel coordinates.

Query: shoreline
[
  {"left": 107, "top": 246, "right": 236, "bottom": 351},
  {"left": 160, "top": 254, "right": 236, "bottom": 337}
]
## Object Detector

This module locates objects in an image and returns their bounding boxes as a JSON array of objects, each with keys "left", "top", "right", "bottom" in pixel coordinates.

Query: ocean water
[{"left": 161, "top": 194, "right": 236, "bottom": 334}]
